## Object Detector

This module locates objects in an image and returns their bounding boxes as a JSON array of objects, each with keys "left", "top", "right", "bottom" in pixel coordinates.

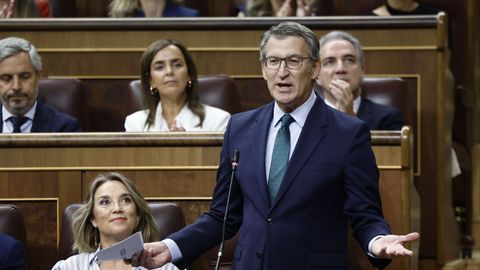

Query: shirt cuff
[
  {"left": 162, "top": 238, "right": 183, "bottom": 263},
  {"left": 367, "top": 235, "right": 384, "bottom": 258}
]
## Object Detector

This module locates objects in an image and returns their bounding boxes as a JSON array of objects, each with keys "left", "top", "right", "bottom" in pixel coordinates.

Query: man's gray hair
[
  {"left": 259, "top": 21, "right": 319, "bottom": 61},
  {"left": 319, "top": 31, "right": 365, "bottom": 67},
  {"left": 0, "top": 37, "right": 42, "bottom": 72}
]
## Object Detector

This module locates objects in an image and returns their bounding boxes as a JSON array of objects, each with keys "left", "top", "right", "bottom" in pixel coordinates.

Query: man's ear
[
  {"left": 34, "top": 70, "right": 43, "bottom": 94},
  {"left": 261, "top": 64, "right": 268, "bottom": 81},
  {"left": 310, "top": 60, "right": 320, "bottom": 80}
]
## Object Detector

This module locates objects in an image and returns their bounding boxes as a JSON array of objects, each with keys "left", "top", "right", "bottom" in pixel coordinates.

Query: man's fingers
[
  {"left": 330, "top": 79, "right": 350, "bottom": 92},
  {"left": 400, "top": 232, "right": 420, "bottom": 243}
]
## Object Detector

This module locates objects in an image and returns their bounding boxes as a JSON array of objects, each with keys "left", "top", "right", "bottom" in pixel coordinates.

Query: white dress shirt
[
  {"left": 265, "top": 91, "right": 316, "bottom": 181},
  {"left": 2, "top": 102, "right": 37, "bottom": 133},
  {"left": 323, "top": 94, "right": 361, "bottom": 114}
]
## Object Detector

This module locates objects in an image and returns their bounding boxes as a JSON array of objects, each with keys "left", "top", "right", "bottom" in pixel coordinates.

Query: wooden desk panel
[{"left": 473, "top": 144, "right": 480, "bottom": 251}]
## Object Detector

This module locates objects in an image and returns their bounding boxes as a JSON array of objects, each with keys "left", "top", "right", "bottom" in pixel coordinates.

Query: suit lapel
[
  {"left": 249, "top": 104, "right": 274, "bottom": 208},
  {"left": 356, "top": 98, "right": 372, "bottom": 126},
  {"left": 31, "top": 102, "right": 49, "bottom": 132},
  {"left": 271, "top": 97, "right": 328, "bottom": 207}
]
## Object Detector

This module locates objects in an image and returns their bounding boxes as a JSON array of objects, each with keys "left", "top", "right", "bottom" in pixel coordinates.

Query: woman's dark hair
[{"left": 140, "top": 39, "right": 205, "bottom": 129}]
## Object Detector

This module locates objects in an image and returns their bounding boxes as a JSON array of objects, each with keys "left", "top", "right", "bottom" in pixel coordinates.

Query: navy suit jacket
[
  {"left": 357, "top": 98, "right": 404, "bottom": 130},
  {"left": 0, "top": 233, "right": 24, "bottom": 270},
  {"left": 170, "top": 96, "right": 391, "bottom": 269},
  {"left": 0, "top": 101, "right": 81, "bottom": 133}
]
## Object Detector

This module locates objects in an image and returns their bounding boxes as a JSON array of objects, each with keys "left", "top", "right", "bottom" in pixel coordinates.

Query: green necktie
[{"left": 268, "top": 114, "right": 294, "bottom": 202}]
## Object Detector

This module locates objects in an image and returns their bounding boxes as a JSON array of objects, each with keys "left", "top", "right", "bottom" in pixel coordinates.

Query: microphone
[{"left": 214, "top": 149, "right": 240, "bottom": 270}]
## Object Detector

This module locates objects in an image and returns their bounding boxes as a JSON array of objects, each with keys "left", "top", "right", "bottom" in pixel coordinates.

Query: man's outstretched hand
[{"left": 371, "top": 232, "right": 420, "bottom": 258}]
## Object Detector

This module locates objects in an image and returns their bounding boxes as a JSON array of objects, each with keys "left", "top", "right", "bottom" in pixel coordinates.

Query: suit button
[
  {"left": 267, "top": 218, "right": 272, "bottom": 224},
  {"left": 256, "top": 252, "right": 262, "bottom": 258}
]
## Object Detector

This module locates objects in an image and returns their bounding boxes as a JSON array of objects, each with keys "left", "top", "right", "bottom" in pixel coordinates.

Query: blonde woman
[{"left": 52, "top": 173, "right": 179, "bottom": 270}]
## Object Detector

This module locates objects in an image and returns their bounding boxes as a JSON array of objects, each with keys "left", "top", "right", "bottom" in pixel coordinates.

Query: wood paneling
[{"left": 473, "top": 144, "right": 480, "bottom": 251}]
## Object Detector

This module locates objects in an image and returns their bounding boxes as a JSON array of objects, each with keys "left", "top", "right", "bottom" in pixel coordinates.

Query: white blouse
[
  {"left": 124, "top": 102, "right": 230, "bottom": 132},
  {"left": 51, "top": 250, "right": 180, "bottom": 270}
]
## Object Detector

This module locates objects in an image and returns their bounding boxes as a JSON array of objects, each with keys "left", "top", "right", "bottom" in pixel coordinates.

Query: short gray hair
[
  {"left": 259, "top": 21, "right": 319, "bottom": 62},
  {"left": 319, "top": 31, "right": 365, "bottom": 67},
  {"left": 0, "top": 37, "right": 42, "bottom": 72}
]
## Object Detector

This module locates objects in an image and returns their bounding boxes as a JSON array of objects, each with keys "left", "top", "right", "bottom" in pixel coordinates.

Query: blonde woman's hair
[
  {"left": 71, "top": 172, "right": 160, "bottom": 253},
  {"left": 108, "top": 0, "right": 138, "bottom": 17}
]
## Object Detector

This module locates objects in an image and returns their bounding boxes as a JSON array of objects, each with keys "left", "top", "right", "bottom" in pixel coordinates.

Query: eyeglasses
[{"left": 263, "top": 56, "right": 315, "bottom": 70}]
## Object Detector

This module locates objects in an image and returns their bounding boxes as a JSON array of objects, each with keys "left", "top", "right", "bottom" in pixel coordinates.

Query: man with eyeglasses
[
  {"left": 130, "top": 21, "right": 419, "bottom": 270},
  {"left": 316, "top": 31, "right": 404, "bottom": 130}
]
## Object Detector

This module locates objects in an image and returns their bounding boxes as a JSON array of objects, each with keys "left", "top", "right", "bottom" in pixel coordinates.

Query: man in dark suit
[
  {"left": 316, "top": 31, "right": 403, "bottom": 131},
  {"left": 0, "top": 233, "right": 24, "bottom": 270},
  {"left": 0, "top": 37, "right": 80, "bottom": 133},
  {"left": 131, "top": 22, "right": 419, "bottom": 270}
]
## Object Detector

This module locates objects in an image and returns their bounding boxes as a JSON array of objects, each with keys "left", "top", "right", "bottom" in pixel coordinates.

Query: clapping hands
[
  {"left": 0, "top": 0, "right": 15, "bottom": 18},
  {"left": 275, "top": 0, "right": 314, "bottom": 17}
]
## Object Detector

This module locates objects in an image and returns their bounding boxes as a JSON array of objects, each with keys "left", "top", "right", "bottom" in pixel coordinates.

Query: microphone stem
[{"left": 214, "top": 162, "right": 237, "bottom": 270}]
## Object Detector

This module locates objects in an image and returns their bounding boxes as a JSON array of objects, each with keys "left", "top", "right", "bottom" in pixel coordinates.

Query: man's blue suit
[
  {"left": 0, "top": 233, "right": 24, "bottom": 270},
  {"left": 357, "top": 98, "right": 404, "bottom": 131},
  {"left": 169, "top": 96, "right": 391, "bottom": 269},
  {"left": 0, "top": 101, "right": 81, "bottom": 132}
]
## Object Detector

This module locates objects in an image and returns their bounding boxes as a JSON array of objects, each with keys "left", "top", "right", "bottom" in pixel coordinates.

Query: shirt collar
[
  {"left": 89, "top": 248, "right": 101, "bottom": 266},
  {"left": 273, "top": 90, "right": 317, "bottom": 128},
  {"left": 323, "top": 94, "right": 361, "bottom": 113},
  {"left": 2, "top": 102, "right": 37, "bottom": 121}
]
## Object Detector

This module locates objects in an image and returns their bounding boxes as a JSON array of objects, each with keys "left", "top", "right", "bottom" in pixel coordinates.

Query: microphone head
[{"left": 232, "top": 150, "right": 240, "bottom": 163}]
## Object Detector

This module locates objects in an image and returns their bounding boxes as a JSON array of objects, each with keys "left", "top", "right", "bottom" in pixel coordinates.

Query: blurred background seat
[
  {"left": 360, "top": 77, "right": 409, "bottom": 115},
  {"left": 0, "top": 204, "right": 27, "bottom": 247},
  {"left": 38, "top": 78, "right": 91, "bottom": 131}
]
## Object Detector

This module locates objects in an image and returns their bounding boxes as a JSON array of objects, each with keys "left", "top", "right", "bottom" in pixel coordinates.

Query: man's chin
[{"left": 6, "top": 103, "right": 31, "bottom": 116}]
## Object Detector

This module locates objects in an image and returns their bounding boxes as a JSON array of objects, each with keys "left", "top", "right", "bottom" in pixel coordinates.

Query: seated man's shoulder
[
  {"left": 36, "top": 102, "right": 81, "bottom": 131},
  {"left": 360, "top": 98, "right": 404, "bottom": 130},
  {"left": 0, "top": 233, "right": 22, "bottom": 247}
]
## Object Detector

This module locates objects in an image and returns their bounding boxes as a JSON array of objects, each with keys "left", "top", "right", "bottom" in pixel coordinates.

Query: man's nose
[
  {"left": 334, "top": 60, "right": 347, "bottom": 73},
  {"left": 277, "top": 60, "right": 290, "bottom": 76},
  {"left": 12, "top": 76, "right": 21, "bottom": 91}
]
